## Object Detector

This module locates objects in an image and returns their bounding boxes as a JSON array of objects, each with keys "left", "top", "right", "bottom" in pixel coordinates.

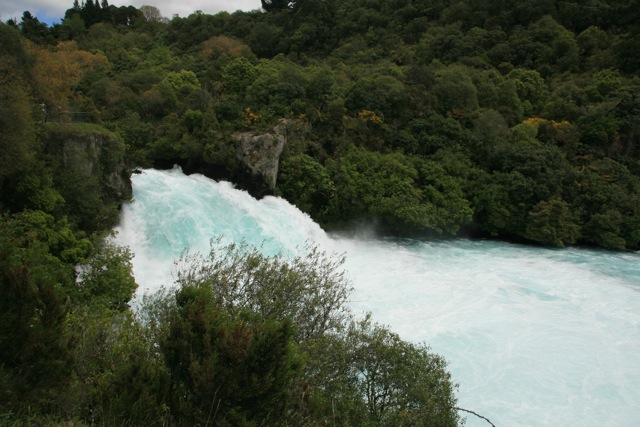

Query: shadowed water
[{"left": 114, "top": 168, "right": 640, "bottom": 426}]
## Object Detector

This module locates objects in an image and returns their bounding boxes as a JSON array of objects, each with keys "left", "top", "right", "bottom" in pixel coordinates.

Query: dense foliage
[
  {"left": 1, "top": 232, "right": 461, "bottom": 425},
  {"left": 5, "top": 0, "right": 640, "bottom": 250},
  {"left": 1, "top": 0, "right": 639, "bottom": 424}
]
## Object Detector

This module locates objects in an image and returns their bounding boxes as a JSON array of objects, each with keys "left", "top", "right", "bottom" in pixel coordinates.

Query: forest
[{"left": 0, "top": 0, "right": 639, "bottom": 424}]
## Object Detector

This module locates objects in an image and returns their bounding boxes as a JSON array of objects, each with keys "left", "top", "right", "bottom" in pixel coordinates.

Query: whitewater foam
[{"left": 113, "top": 168, "right": 640, "bottom": 426}]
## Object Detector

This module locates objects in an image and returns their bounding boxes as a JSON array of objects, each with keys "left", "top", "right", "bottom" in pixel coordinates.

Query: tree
[
  {"left": 0, "top": 213, "right": 76, "bottom": 414},
  {"left": 109, "top": 5, "right": 144, "bottom": 27},
  {"left": 161, "top": 69, "right": 200, "bottom": 98},
  {"left": 139, "top": 5, "right": 164, "bottom": 22},
  {"left": 165, "top": 238, "right": 460, "bottom": 425},
  {"left": 261, "top": 0, "right": 291, "bottom": 13},
  {"left": 524, "top": 197, "right": 581, "bottom": 247},
  {"left": 507, "top": 68, "right": 549, "bottom": 117},
  {"left": 0, "top": 23, "right": 37, "bottom": 191},
  {"left": 175, "top": 238, "right": 352, "bottom": 342},
  {"left": 246, "top": 21, "right": 284, "bottom": 58},
  {"left": 65, "top": 306, "right": 169, "bottom": 425},
  {"left": 572, "top": 158, "right": 640, "bottom": 250},
  {"left": 432, "top": 65, "right": 479, "bottom": 115},
  {"left": 19, "top": 11, "right": 53, "bottom": 45},
  {"left": 201, "top": 34, "right": 255, "bottom": 63},
  {"left": 1, "top": 210, "right": 92, "bottom": 265},
  {"left": 76, "top": 241, "right": 137, "bottom": 311},
  {"left": 27, "top": 41, "right": 108, "bottom": 117},
  {"left": 246, "top": 57, "right": 308, "bottom": 118},
  {"left": 55, "top": 13, "right": 87, "bottom": 40},
  {"left": 345, "top": 73, "right": 409, "bottom": 123},
  {"left": 162, "top": 278, "right": 302, "bottom": 425},
  {"left": 277, "top": 154, "right": 336, "bottom": 222},
  {"left": 299, "top": 316, "right": 460, "bottom": 426},
  {"left": 348, "top": 317, "right": 459, "bottom": 425},
  {"left": 415, "top": 158, "right": 474, "bottom": 235},
  {"left": 327, "top": 147, "right": 472, "bottom": 235},
  {"left": 393, "top": 113, "right": 465, "bottom": 156},
  {"left": 582, "top": 209, "right": 627, "bottom": 250},
  {"left": 222, "top": 56, "right": 257, "bottom": 96}
]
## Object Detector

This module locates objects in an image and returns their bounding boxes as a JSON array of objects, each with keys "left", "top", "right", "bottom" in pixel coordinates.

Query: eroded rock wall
[{"left": 233, "top": 119, "right": 307, "bottom": 197}]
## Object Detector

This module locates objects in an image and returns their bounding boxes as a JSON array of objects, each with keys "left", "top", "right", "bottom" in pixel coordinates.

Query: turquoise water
[{"left": 114, "top": 168, "right": 640, "bottom": 426}]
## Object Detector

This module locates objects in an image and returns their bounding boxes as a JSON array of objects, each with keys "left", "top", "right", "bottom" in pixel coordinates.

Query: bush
[{"left": 166, "top": 238, "right": 460, "bottom": 425}]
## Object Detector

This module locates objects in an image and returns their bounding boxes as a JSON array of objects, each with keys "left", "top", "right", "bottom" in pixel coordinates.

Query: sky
[{"left": 0, "top": 0, "right": 263, "bottom": 25}]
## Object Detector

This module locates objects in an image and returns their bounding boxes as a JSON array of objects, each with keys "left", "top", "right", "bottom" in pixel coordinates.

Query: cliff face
[
  {"left": 232, "top": 119, "right": 306, "bottom": 198},
  {"left": 154, "top": 119, "right": 307, "bottom": 199},
  {"left": 59, "top": 132, "right": 132, "bottom": 202},
  {"left": 44, "top": 124, "right": 132, "bottom": 206}
]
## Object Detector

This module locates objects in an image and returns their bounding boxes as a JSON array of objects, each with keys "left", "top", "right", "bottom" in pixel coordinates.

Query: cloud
[{"left": 1, "top": 0, "right": 263, "bottom": 25}]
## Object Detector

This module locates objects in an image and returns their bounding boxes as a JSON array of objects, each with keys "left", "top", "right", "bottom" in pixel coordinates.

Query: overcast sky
[{"left": 0, "top": 0, "right": 263, "bottom": 25}]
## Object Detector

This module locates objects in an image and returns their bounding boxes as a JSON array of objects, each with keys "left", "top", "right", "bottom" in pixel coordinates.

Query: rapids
[{"left": 114, "top": 168, "right": 640, "bottom": 426}]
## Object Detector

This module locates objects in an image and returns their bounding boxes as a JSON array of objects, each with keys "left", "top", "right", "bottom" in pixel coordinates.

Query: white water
[{"left": 114, "top": 168, "right": 640, "bottom": 426}]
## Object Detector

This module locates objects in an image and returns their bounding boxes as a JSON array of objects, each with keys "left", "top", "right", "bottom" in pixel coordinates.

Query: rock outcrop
[
  {"left": 46, "top": 126, "right": 132, "bottom": 203},
  {"left": 233, "top": 119, "right": 304, "bottom": 197},
  {"left": 62, "top": 133, "right": 131, "bottom": 201}
]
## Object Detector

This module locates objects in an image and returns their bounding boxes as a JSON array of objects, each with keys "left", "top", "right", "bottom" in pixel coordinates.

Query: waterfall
[{"left": 114, "top": 168, "right": 640, "bottom": 426}]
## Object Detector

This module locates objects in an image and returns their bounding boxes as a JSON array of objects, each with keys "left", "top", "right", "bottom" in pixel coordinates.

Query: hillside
[
  {"left": 4, "top": 0, "right": 640, "bottom": 249},
  {"left": 1, "top": 1, "right": 639, "bottom": 424}
]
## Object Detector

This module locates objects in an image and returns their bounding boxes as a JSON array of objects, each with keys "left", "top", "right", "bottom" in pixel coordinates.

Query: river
[{"left": 114, "top": 167, "right": 640, "bottom": 426}]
